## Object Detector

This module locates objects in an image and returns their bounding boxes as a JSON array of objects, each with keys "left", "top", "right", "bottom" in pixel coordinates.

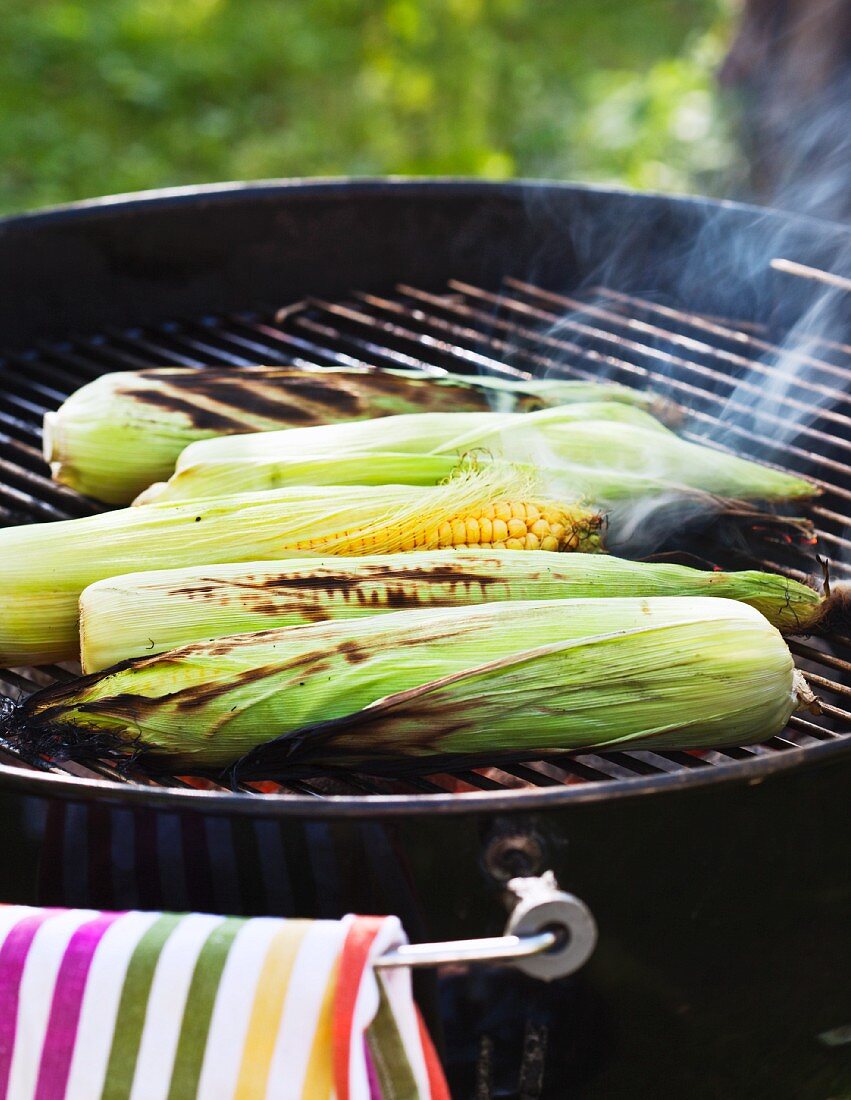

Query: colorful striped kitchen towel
[{"left": 0, "top": 905, "right": 449, "bottom": 1100}]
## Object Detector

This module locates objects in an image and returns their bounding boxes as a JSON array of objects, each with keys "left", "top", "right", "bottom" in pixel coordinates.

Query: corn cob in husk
[
  {"left": 145, "top": 404, "right": 817, "bottom": 506},
  {"left": 0, "top": 471, "right": 600, "bottom": 667},
  {"left": 136, "top": 402, "right": 668, "bottom": 503},
  {"left": 45, "top": 365, "right": 670, "bottom": 504},
  {"left": 11, "top": 598, "right": 807, "bottom": 771},
  {"left": 79, "top": 550, "right": 833, "bottom": 672}
]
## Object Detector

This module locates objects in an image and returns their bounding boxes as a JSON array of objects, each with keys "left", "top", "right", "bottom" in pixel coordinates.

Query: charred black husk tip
[
  {"left": 0, "top": 691, "right": 144, "bottom": 773},
  {"left": 812, "top": 581, "right": 851, "bottom": 636}
]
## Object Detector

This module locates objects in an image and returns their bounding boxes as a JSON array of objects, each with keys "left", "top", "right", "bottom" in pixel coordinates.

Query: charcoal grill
[{"left": 0, "top": 180, "right": 849, "bottom": 1098}]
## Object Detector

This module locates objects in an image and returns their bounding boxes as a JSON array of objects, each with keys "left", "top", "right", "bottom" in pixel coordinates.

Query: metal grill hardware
[
  {"left": 1, "top": 277, "right": 850, "bottom": 802},
  {"left": 375, "top": 872, "right": 597, "bottom": 982}
]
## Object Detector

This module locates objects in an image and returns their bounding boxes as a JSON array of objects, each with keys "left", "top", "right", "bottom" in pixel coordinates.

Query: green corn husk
[
  {"left": 79, "top": 550, "right": 831, "bottom": 672},
  {"left": 137, "top": 402, "right": 668, "bottom": 503},
  {"left": 44, "top": 365, "right": 670, "bottom": 504},
  {"left": 12, "top": 598, "right": 808, "bottom": 770},
  {"left": 146, "top": 404, "right": 817, "bottom": 506},
  {"left": 0, "top": 470, "right": 600, "bottom": 667}
]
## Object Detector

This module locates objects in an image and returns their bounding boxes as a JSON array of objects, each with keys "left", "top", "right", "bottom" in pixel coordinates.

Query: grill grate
[{"left": 1, "top": 277, "right": 850, "bottom": 801}]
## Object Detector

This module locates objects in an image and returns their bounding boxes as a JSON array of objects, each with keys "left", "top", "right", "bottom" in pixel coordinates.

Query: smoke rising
[{"left": 498, "top": 10, "right": 851, "bottom": 563}]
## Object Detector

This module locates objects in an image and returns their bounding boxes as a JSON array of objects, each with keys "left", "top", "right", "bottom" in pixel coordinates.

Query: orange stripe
[
  {"left": 333, "top": 917, "right": 384, "bottom": 1100},
  {"left": 417, "top": 1008, "right": 451, "bottom": 1100},
  {"left": 233, "top": 921, "right": 311, "bottom": 1100}
]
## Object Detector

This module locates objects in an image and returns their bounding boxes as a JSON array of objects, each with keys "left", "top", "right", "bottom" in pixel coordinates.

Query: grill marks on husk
[
  {"left": 166, "top": 561, "right": 513, "bottom": 616},
  {"left": 119, "top": 388, "right": 248, "bottom": 434},
  {"left": 234, "top": 681, "right": 487, "bottom": 775},
  {"left": 119, "top": 381, "right": 319, "bottom": 433},
  {"left": 171, "top": 664, "right": 289, "bottom": 710},
  {"left": 337, "top": 641, "right": 367, "bottom": 664},
  {"left": 16, "top": 613, "right": 475, "bottom": 748},
  {"left": 118, "top": 369, "right": 492, "bottom": 433}
]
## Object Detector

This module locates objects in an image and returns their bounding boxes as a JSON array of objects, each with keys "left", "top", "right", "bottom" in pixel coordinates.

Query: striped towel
[{"left": 0, "top": 905, "right": 449, "bottom": 1100}]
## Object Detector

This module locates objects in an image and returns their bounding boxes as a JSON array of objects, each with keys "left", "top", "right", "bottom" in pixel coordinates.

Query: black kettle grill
[{"left": 0, "top": 179, "right": 850, "bottom": 1099}]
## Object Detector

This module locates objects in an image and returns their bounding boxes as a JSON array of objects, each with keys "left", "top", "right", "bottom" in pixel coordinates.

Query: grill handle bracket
[{"left": 374, "top": 871, "right": 597, "bottom": 983}]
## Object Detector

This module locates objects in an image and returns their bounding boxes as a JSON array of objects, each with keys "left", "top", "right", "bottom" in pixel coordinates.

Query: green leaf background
[{"left": 0, "top": 0, "right": 738, "bottom": 213}]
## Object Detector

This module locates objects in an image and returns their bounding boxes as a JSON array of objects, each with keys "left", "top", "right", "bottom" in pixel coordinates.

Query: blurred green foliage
[{"left": 0, "top": 0, "right": 736, "bottom": 213}]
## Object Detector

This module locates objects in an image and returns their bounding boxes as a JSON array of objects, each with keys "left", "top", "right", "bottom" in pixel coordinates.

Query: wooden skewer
[{"left": 771, "top": 258, "right": 851, "bottom": 294}]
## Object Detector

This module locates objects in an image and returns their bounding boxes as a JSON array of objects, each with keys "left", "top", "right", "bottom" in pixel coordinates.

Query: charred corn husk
[
  {"left": 150, "top": 404, "right": 816, "bottom": 506},
  {"left": 78, "top": 550, "right": 830, "bottom": 672},
  {"left": 15, "top": 598, "right": 805, "bottom": 769},
  {"left": 45, "top": 365, "right": 668, "bottom": 504},
  {"left": 0, "top": 470, "right": 600, "bottom": 666}
]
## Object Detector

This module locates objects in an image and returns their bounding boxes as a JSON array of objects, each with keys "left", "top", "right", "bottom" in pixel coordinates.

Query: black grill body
[
  {"left": 0, "top": 180, "right": 850, "bottom": 1098},
  {"left": 1, "top": 760, "right": 848, "bottom": 1098}
]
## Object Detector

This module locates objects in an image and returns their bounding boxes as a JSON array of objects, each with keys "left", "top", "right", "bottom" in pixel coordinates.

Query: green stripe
[
  {"left": 166, "top": 918, "right": 244, "bottom": 1100},
  {"left": 366, "top": 982, "right": 421, "bottom": 1100},
  {"left": 100, "top": 913, "right": 184, "bottom": 1100}
]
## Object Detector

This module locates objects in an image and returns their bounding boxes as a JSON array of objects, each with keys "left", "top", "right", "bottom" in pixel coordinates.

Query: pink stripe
[
  {"left": 33, "top": 911, "right": 124, "bottom": 1100},
  {"left": 0, "top": 910, "right": 56, "bottom": 1100},
  {"left": 364, "top": 1039, "right": 383, "bottom": 1100}
]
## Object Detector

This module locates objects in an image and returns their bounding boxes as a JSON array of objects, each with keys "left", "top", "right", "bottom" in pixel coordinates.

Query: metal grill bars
[{"left": 0, "top": 276, "right": 849, "bottom": 799}]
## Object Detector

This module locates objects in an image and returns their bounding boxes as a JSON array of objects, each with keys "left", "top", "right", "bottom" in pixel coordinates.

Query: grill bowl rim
[
  {"left": 2, "top": 175, "right": 849, "bottom": 240},
  {"left": 1, "top": 175, "right": 849, "bottom": 813},
  {"left": 0, "top": 736, "right": 847, "bottom": 816}
]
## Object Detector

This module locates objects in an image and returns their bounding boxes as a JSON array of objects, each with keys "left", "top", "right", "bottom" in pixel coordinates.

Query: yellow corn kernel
[
  {"left": 286, "top": 499, "right": 601, "bottom": 556},
  {"left": 531, "top": 519, "right": 549, "bottom": 539}
]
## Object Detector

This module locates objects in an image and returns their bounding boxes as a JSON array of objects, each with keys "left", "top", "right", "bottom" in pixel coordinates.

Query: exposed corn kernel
[{"left": 292, "top": 498, "right": 600, "bottom": 556}]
